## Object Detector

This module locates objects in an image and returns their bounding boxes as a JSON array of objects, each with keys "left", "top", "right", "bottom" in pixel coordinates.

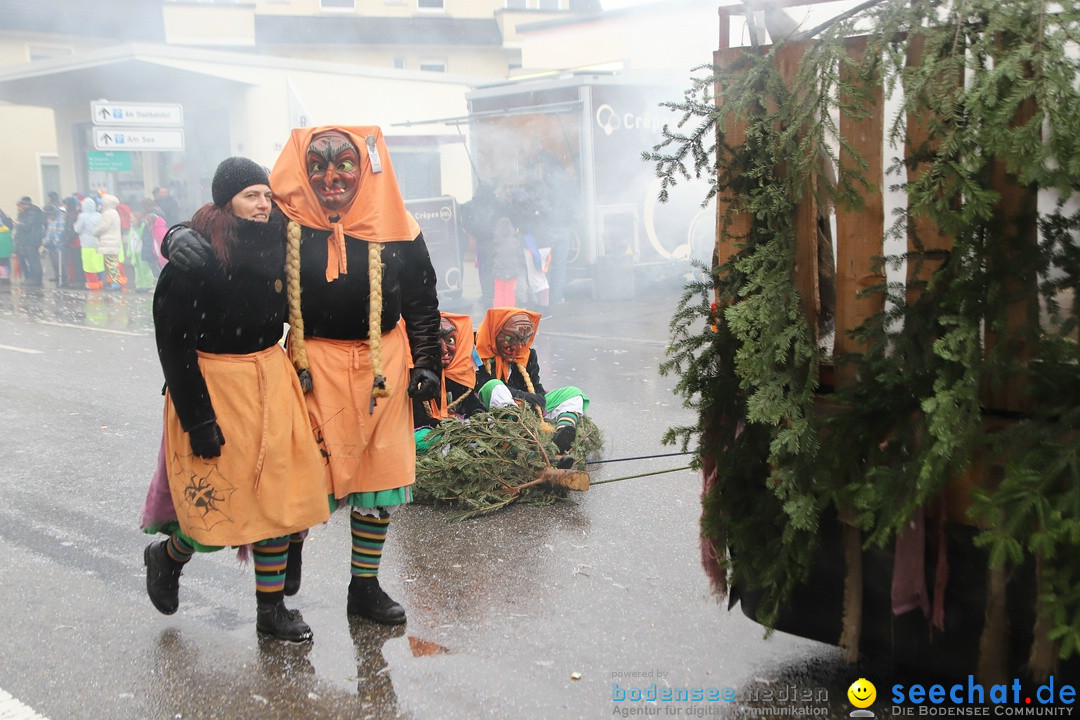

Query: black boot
[
  {"left": 553, "top": 423, "right": 577, "bottom": 454},
  {"left": 347, "top": 576, "right": 406, "bottom": 625},
  {"left": 256, "top": 595, "right": 313, "bottom": 643},
  {"left": 555, "top": 454, "right": 576, "bottom": 470},
  {"left": 284, "top": 539, "right": 303, "bottom": 597},
  {"left": 144, "top": 539, "right": 183, "bottom": 615}
]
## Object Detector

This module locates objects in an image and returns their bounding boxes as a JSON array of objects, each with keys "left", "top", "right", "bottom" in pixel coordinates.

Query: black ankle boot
[
  {"left": 256, "top": 597, "right": 313, "bottom": 643},
  {"left": 144, "top": 539, "right": 183, "bottom": 615},
  {"left": 553, "top": 424, "right": 577, "bottom": 453},
  {"left": 284, "top": 539, "right": 303, "bottom": 597},
  {"left": 347, "top": 576, "right": 406, "bottom": 625}
]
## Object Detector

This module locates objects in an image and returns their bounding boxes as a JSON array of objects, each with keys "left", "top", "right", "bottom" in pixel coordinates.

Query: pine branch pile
[{"left": 414, "top": 408, "right": 604, "bottom": 520}]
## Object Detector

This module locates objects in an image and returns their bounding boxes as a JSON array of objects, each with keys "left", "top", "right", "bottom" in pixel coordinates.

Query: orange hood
[
  {"left": 475, "top": 307, "right": 542, "bottom": 382},
  {"left": 269, "top": 125, "right": 420, "bottom": 281},
  {"left": 427, "top": 312, "right": 477, "bottom": 420}
]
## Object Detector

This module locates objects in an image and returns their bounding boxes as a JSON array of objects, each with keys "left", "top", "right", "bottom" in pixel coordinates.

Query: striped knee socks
[
  {"left": 167, "top": 534, "right": 195, "bottom": 564},
  {"left": 253, "top": 536, "right": 290, "bottom": 596},
  {"left": 350, "top": 510, "right": 390, "bottom": 578}
]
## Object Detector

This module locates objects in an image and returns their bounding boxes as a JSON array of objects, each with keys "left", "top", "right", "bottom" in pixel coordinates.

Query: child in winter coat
[
  {"left": 127, "top": 205, "right": 158, "bottom": 292},
  {"left": 94, "top": 194, "right": 127, "bottom": 290},
  {"left": 73, "top": 197, "right": 103, "bottom": 290}
]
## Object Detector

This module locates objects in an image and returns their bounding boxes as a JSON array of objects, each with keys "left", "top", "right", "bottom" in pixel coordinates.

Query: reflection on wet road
[{"left": 0, "top": 283, "right": 154, "bottom": 334}]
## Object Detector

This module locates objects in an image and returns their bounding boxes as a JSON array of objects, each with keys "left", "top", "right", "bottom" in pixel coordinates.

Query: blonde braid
[
  {"left": 368, "top": 241, "right": 390, "bottom": 409},
  {"left": 517, "top": 361, "right": 537, "bottom": 394},
  {"left": 285, "top": 220, "right": 312, "bottom": 393},
  {"left": 516, "top": 360, "right": 547, "bottom": 425}
]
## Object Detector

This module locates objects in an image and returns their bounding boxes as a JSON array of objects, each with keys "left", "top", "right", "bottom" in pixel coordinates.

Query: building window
[
  {"left": 392, "top": 150, "right": 441, "bottom": 200},
  {"left": 320, "top": 0, "right": 355, "bottom": 10},
  {"left": 39, "top": 155, "right": 60, "bottom": 200},
  {"left": 537, "top": 0, "right": 561, "bottom": 8},
  {"left": 505, "top": 0, "right": 526, "bottom": 8},
  {"left": 393, "top": 56, "right": 406, "bottom": 69},
  {"left": 419, "top": 59, "right": 447, "bottom": 72},
  {"left": 417, "top": 0, "right": 444, "bottom": 9}
]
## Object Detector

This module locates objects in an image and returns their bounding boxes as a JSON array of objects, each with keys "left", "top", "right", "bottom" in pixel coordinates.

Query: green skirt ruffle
[
  {"left": 328, "top": 486, "right": 412, "bottom": 513},
  {"left": 143, "top": 521, "right": 227, "bottom": 553},
  {"left": 146, "top": 486, "right": 412, "bottom": 550}
]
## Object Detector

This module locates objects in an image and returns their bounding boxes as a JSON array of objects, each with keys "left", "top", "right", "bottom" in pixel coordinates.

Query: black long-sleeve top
[
  {"left": 153, "top": 214, "right": 288, "bottom": 431},
  {"left": 473, "top": 348, "right": 546, "bottom": 397},
  {"left": 295, "top": 225, "right": 441, "bottom": 374}
]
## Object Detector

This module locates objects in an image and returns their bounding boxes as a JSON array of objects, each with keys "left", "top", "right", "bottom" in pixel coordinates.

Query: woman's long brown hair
[{"left": 189, "top": 202, "right": 237, "bottom": 266}]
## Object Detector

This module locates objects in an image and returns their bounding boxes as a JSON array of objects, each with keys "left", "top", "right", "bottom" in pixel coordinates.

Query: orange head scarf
[
  {"left": 269, "top": 125, "right": 421, "bottom": 281},
  {"left": 475, "top": 307, "right": 542, "bottom": 383},
  {"left": 427, "top": 312, "right": 476, "bottom": 419},
  {"left": 441, "top": 312, "right": 476, "bottom": 390}
]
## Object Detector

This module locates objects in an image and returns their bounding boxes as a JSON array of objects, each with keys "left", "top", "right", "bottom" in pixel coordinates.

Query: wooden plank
[
  {"left": 713, "top": 47, "right": 752, "bottom": 277},
  {"left": 774, "top": 41, "right": 821, "bottom": 336},
  {"left": 717, "top": 8, "right": 731, "bottom": 51},
  {"left": 903, "top": 34, "right": 954, "bottom": 304},
  {"left": 834, "top": 35, "right": 886, "bottom": 388},
  {"left": 982, "top": 56, "right": 1038, "bottom": 413}
]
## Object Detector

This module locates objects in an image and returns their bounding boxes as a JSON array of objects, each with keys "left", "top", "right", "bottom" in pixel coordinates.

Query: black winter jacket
[
  {"left": 154, "top": 213, "right": 288, "bottom": 431},
  {"left": 15, "top": 204, "right": 45, "bottom": 248}
]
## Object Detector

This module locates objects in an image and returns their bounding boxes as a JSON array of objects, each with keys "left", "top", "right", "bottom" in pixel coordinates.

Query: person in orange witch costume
[
  {"left": 413, "top": 311, "right": 484, "bottom": 428},
  {"left": 473, "top": 307, "right": 590, "bottom": 458}
]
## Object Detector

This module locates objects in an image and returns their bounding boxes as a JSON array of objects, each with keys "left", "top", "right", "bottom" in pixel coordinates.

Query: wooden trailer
[{"left": 677, "top": 0, "right": 1080, "bottom": 684}]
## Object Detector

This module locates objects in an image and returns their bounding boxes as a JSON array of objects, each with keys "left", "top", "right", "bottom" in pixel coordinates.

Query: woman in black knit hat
[{"left": 143, "top": 156, "right": 329, "bottom": 643}]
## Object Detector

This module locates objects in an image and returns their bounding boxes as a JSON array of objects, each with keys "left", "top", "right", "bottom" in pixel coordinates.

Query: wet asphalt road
[{"left": 0, "top": 275, "right": 890, "bottom": 720}]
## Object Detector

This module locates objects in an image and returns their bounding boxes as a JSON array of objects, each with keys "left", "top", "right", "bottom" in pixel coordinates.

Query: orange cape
[
  {"left": 474, "top": 307, "right": 542, "bottom": 383},
  {"left": 269, "top": 125, "right": 421, "bottom": 281}
]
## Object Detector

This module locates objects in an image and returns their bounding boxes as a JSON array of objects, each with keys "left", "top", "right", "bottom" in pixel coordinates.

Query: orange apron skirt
[
  {"left": 162, "top": 344, "right": 330, "bottom": 547},
  {"left": 302, "top": 322, "right": 416, "bottom": 500}
]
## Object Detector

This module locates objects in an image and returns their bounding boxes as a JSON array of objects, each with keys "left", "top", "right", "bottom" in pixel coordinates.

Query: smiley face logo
[{"left": 847, "top": 678, "right": 877, "bottom": 709}]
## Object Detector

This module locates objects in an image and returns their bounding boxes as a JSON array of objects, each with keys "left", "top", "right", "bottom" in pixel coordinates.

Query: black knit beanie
[{"left": 211, "top": 157, "right": 269, "bottom": 208}]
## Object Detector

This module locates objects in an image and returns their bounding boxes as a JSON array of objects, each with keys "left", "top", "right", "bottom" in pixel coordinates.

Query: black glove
[
  {"left": 407, "top": 367, "right": 441, "bottom": 401},
  {"left": 165, "top": 226, "right": 213, "bottom": 271},
  {"left": 188, "top": 421, "right": 225, "bottom": 459},
  {"left": 510, "top": 388, "right": 545, "bottom": 413}
]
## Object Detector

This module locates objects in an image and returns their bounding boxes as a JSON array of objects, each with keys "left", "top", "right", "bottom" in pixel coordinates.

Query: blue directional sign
[
  {"left": 93, "top": 128, "right": 184, "bottom": 152},
  {"left": 90, "top": 101, "right": 183, "bottom": 127}
]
